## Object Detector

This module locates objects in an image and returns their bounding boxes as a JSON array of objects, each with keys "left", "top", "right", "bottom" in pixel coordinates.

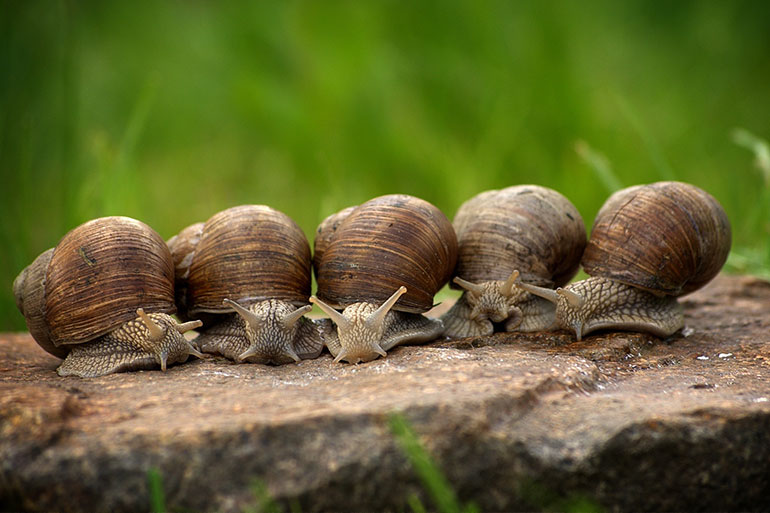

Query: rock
[{"left": 1, "top": 274, "right": 769, "bottom": 512}]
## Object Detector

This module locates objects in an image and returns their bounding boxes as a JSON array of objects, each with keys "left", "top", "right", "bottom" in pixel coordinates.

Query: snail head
[
  {"left": 513, "top": 279, "right": 589, "bottom": 339},
  {"left": 453, "top": 269, "right": 525, "bottom": 323},
  {"left": 310, "top": 286, "right": 407, "bottom": 364},
  {"left": 136, "top": 308, "right": 203, "bottom": 370},
  {"left": 223, "top": 298, "right": 312, "bottom": 364}
]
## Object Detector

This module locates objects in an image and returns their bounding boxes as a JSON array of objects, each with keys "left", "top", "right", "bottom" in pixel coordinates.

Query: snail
[
  {"left": 13, "top": 216, "right": 203, "bottom": 378},
  {"left": 517, "top": 181, "right": 731, "bottom": 340},
  {"left": 168, "top": 205, "right": 323, "bottom": 365},
  {"left": 441, "top": 185, "right": 586, "bottom": 338},
  {"left": 311, "top": 194, "right": 458, "bottom": 363}
]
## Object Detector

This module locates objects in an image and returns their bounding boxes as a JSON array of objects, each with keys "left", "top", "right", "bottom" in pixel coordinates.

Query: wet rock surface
[{"left": 1, "top": 274, "right": 769, "bottom": 512}]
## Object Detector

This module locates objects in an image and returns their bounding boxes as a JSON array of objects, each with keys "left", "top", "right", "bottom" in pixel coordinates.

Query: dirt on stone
[{"left": 1, "top": 274, "right": 769, "bottom": 512}]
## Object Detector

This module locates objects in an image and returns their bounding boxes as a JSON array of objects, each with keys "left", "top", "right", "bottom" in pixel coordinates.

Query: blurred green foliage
[{"left": 2, "top": 0, "right": 769, "bottom": 331}]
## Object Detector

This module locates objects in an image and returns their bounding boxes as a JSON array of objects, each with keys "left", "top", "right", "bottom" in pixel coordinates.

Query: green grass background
[{"left": 2, "top": 0, "right": 769, "bottom": 331}]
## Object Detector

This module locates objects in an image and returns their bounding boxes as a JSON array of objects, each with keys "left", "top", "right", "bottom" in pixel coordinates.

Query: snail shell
[
  {"left": 313, "top": 206, "right": 356, "bottom": 270},
  {"left": 169, "top": 205, "right": 322, "bottom": 364},
  {"left": 442, "top": 185, "right": 586, "bottom": 338},
  {"left": 315, "top": 194, "right": 457, "bottom": 312},
  {"left": 166, "top": 221, "right": 204, "bottom": 321},
  {"left": 13, "top": 216, "right": 202, "bottom": 377},
  {"left": 186, "top": 205, "right": 312, "bottom": 313},
  {"left": 582, "top": 181, "right": 731, "bottom": 296},
  {"left": 311, "top": 194, "right": 458, "bottom": 363},
  {"left": 518, "top": 181, "right": 732, "bottom": 339}
]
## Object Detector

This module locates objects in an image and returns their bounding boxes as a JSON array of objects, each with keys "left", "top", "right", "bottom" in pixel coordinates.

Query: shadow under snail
[
  {"left": 516, "top": 181, "right": 732, "bottom": 340},
  {"left": 311, "top": 194, "right": 458, "bottom": 363},
  {"left": 13, "top": 216, "right": 203, "bottom": 377},
  {"left": 167, "top": 205, "right": 323, "bottom": 365}
]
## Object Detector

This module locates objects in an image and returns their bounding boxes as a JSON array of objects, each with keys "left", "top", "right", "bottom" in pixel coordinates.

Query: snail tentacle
[
  {"left": 556, "top": 287, "right": 585, "bottom": 309},
  {"left": 366, "top": 286, "right": 407, "bottom": 332},
  {"left": 515, "top": 281, "right": 561, "bottom": 305},
  {"left": 176, "top": 320, "right": 203, "bottom": 334},
  {"left": 500, "top": 270, "right": 520, "bottom": 298},
  {"left": 452, "top": 277, "right": 484, "bottom": 295},
  {"left": 309, "top": 296, "right": 350, "bottom": 330},
  {"left": 282, "top": 305, "right": 313, "bottom": 330},
  {"left": 137, "top": 308, "right": 165, "bottom": 340}
]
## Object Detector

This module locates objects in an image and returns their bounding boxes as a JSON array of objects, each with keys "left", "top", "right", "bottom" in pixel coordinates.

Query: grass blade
[
  {"left": 407, "top": 493, "right": 429, "bottom": 513},
  {"left": 731, "top": 127, "right": 770, "bottom": 274},
  {"left": 147, "top": 467, "right": 166, "bottom": 513},
  {"left": 732, "top": 127, "right": 770, "bottom": 187},
  {"left": 389, "top": 413, "right": 477, "bottom": 513},
  {"left": 245, "top": 479, "right": 283, "bottom": 513},
  {"left": 614, "top": 93, "right": 676, "bottom": 181},
  {"left": 575, "top": 140, "right": 622, "bottom": 194}
]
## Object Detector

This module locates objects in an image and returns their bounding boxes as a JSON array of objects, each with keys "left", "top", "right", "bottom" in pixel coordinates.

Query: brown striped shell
[
  {"left": 167, "top": 222, "right": 204, "bottom": 283},
  {"left": 452, "top": 185, "right": 586, "bottom": 287},
  {"left": 314, "top": 194, "right": 458, "bottom": 313},
  {"left": 13, "top": 216, "right": 176, "bottom": 357},
  {"left": 582, "top": 181, "right": 731, "bottom": 297},
  {"left": 179, "top": 205, "right": 312, "bottom": 315},
  {"left": 313, "top": 206, "right": 356, "bottom": 270},
  {"left": 166, "top": 221, "right": 204, "bottom": 320}
]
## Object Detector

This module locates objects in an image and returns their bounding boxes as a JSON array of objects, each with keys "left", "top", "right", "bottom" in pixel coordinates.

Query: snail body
[
  {"left": 13, "top": 216, "right": 203, "bottom": 377},
  {"left": 441, "top": 185, "right": 586, "bottom": 338},
  {"left": 311, "top": 194, "right": 458, "bottom": 363},
  {"left": 518, "top": 181, "right": 731, "bottom": 339},
  {"left": 168, "top": 205, "right": 322, "bottom": 364}
]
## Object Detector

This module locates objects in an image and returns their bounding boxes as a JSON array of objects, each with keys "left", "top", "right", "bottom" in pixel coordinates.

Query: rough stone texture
[{"left": 1, "top": 274, "right": 769, "bottom": 512}]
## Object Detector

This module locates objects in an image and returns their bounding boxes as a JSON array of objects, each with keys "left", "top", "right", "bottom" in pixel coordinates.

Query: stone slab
[{"left": 1, "top": 275, "right": 769, "bottom": 512}]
